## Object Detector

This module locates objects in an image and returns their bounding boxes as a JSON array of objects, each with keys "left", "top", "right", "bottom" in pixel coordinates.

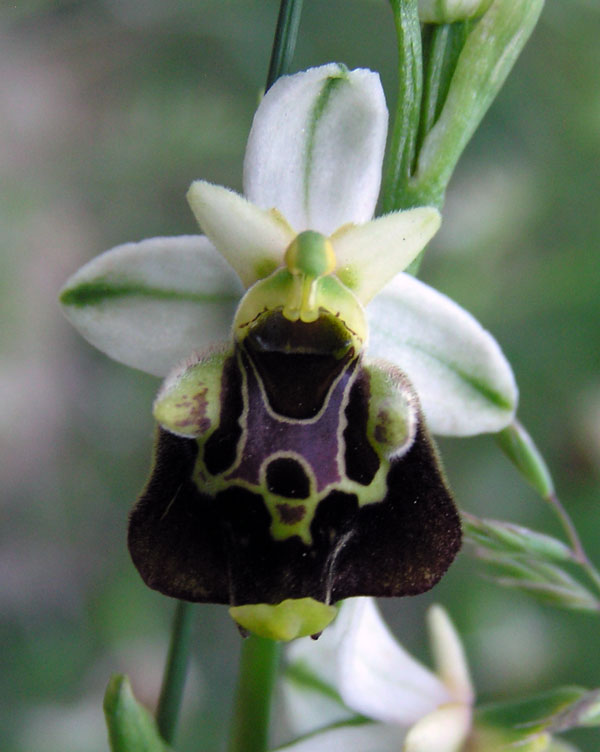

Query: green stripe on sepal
[
  {"left": 473, "top": 549, "right": 600, "bottom": 612},
  {"left": 243, "top": 64, "right": 387, "bottom": 235},
  {"left": 303, "top": 68, "right": 348, "bottom": 211},
  {"left": 405, "top": 337, "right": 515, "bottom": 411},
  {"left": 60, "top": 278, "right": 239, "bottom": 308},
  {"left": 367, "top": 273, "right": 518, "bottom": 436},
  {"left": 58, "top": 236, "right": 242, "bottom": 376}
]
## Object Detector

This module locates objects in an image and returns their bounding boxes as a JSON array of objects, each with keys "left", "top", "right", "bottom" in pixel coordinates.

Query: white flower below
[
  {"left": 281, "top": 598, "right": 473, "bottom": 752},
  {"left": 279, "top": 598, "right": 596, "bottom": 752}
]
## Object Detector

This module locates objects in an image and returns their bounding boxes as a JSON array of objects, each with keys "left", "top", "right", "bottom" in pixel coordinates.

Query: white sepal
[
  {"left": 59, "top": 235, "right": 242, "bottom": 376},
  {"left": 331, "top": 208, "right": 441, "bottom": 303},
  {"left": 282, "top": 683, "right": 353, "bottom": 742},
  {"left": 244, "top": 64, "right": 388, "bottom": 236},
  {"left": 337, "top": 599, "right": 452, "bottom": 726},
  {"left": 367, "top": 273, "right": 518, "bottom": 436},
  {"left": 187, "top": 180, "right": 295, "bottom": 287},
  {"left": 285, "top": 599, "right": 358, "bottom": 737}
]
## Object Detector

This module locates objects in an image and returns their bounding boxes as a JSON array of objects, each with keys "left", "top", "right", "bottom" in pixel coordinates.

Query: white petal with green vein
[
  {"left": 331, "top": 208, "right": 441, "bottom": 303},
  {"left": 59, "top": 235, "right": 242, "bottom": 376},
  {"left": 244, "top": 64, "right": 387, "bottom": 235},
  {"left": 367, "top": 274, "right": 517, "bottom": 436},
  {"left": 187, "top": 181, "right": 295, "bottom": 288}
]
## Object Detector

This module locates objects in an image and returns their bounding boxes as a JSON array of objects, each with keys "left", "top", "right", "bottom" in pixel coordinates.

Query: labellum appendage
[{"left": 127, "top": 232, "right": 461, "bottom": 638}]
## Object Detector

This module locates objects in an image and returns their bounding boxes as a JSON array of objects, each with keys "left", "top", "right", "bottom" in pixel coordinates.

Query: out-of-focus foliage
[{"left": 1, "top": 1, "right": 599, "bottom": 750}]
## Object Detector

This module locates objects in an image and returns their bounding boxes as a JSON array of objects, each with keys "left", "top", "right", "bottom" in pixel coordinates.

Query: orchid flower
[
  {"left": 279, "top": 598, "right": 595, "bottom": 752},
  {"left": 60, "top": 64, "right": 517, "bottom": 640}
]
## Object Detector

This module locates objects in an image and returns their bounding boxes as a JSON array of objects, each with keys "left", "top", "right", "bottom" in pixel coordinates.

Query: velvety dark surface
[{"left": 129, "top": 374, "right": 460, "bottom": 606}]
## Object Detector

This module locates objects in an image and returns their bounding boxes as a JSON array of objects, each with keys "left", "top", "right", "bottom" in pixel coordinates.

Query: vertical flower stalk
[
  {"left": 228, "top": 636, "right": 281, "bottom": 752},
  {"left": 155, "top": 600, "right": 195, "bottom": 744},
  {"left": 381, "top": 0, "right": 422, "bottom": 214},
  {"left": 266, "top": 0, "right": 304, "bottom": 90}
]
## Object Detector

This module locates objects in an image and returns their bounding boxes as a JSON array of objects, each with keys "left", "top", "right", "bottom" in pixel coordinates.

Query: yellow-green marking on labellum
[{"left": 230, "top": 598, "right": 338, "bottom": 641}]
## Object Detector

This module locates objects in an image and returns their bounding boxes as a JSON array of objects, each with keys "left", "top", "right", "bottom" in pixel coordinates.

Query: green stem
[
  {"left": 381, "top": 0, "right": 423, "bottom": 214},
  {"left": 265, "top": 0, "right": 304, "bottom": 91},
  {"left": 227, "top": 635, "right": 281, "bottom": 752},
  {"left": 156, "top": 600, "right": 195, "bottom": 744},
  {"left": 546, "top": 491, "right": 600, "bottom": 594}
]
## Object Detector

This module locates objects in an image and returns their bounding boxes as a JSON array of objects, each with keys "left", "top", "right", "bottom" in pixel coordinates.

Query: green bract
[
  {"left": 104, "top": 675, "right": 171, "bottom": 752},
  {"left": 60, "top": 64, "right": 518, "bottom": 639},
  {"left": 412, "top": 0, "right": 545, "bottom": 205},
  {"left": 418, "top": 0, "right": 492, "bottom": 24}
]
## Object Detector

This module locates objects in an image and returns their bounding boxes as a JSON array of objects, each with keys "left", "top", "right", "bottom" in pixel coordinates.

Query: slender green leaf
[
  {"left": 104, "top": 675, "right": 171, "bottom": 752},
  {"left": 476, "top": 686, "right": 600, "bottom": 748},
  {"left": 156, "top": 601, "right": 195, "bottom": 744},
  {"left": 476, "top": 553, "right": 599, "bottom": 611},
  {"left": 463, "top": 514, "right": 573, "bottom": 562}
]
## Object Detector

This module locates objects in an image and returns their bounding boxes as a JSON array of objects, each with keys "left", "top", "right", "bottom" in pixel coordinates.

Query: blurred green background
[{"left": 2, "top": 0, "right": 599, "bottom": 750}]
